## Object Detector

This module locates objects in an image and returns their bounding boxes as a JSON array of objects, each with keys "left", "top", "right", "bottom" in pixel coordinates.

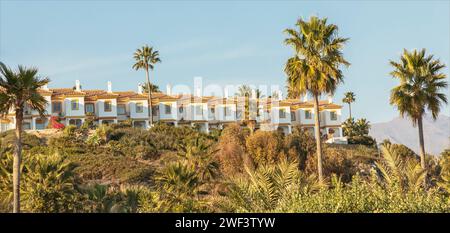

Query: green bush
[
  {"left": 67, "top": 153, "right": 154, "bottom": 185},
  {"left": 0, "top": 152, "right": 83, "bottom": 213},
  {"left": 305, "top": 144, "right": 378, "bottom": 182},
  {"left": 63, "top": 125, "right": 77, "bottom": 137},
  {"left": 216, "top": 124, "right": 251, "bottom": 176},
  {"left": 245, "top": 131, "right": 285, "bottom": 166}
]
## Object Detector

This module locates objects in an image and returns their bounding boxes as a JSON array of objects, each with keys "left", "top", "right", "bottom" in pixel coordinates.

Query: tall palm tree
[
  {"left": 236, "top": 85, "right": 253, "bottom": 121},
  {"left": 389, "top": 49, "right": 447, "bottom": 172},
  {"left": 142, "top": 82, "right": 160, "bottom": 93},
  {"left": 284, "top": 16, "right": 350, "bottom": 183},
  {"left": 237, "top": 84, "right": 252, "bottom": 97},
  {"left": 132, "top": 45, "right": 161, "bottom": 127},
  {"left": 0, "top": 62, "right": 49, "bottom": 213},
  {"left": 342, "top": 91, "right": 355, "bottom": 119}
]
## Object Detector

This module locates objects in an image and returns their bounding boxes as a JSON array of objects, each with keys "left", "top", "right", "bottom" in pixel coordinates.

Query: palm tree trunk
[
  {"left": 348, "top": 103, "right": 352, "bottom": 119},
  {"left": 313, "top": 94, "right": 324, "bottom": 183},
  {"left": 417, "top": 116, "right": 427, "bottom": 187},
  {"left": 417, "top": 116, "right": 426, "bottom": 169},
  {"left": 145, "top": 67, "right": 153, "bottom": 127},
  {"left": 13, "top": 110, "right": 23, "bottom": 213}
]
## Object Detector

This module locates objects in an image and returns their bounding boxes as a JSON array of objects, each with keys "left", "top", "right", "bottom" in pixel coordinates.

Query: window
[
  {"left": 69, "top": 119, "right": 82, "bottom": 127},
  {"left": 52, "top": 102, "right": 62, "bottom": 113},
  {"left": 305, "top": 110, "right": 312, "bottom": 119},
  {"left": 210, "top": 107, "right": 215, "bottom": 114},
  {"left": 117, "top": 104, "right": 126, "bottom": 115},
  {"left": 195, "top": 105, "right": 202, "bottom": 116},
  {"left": 85, "top": 103, "right": 95, "bottom": 114},
  {"left": 330, "top": 111, "right": 337, "bottom": 121},
  {"left": 136, "top": 103, "right": 143, "bottom": 113},
  {"left": 279, "top": 109, "right": 286, "bottom": 118},
  {"left": 179, "top": 107, "right": 184, "bottom": 113},
  {"left": 133, "top": 120, "right": 146, "bottom": 128},
  {"left": 35, "top": 118, "right": 46, "bottom": 130},
  {"left": 291, "top": 112, "right": 296, "bottom": 121},
  {"left": 71, "top": 100, "right": 79, "bottom": 111},
  {"left": 224, "top": 106, "right": 231, "bottom": 117},
  {"left": 164, "top": 104, "right": 172, "bottom": 114},
  {"left": 104, "top": 101, "right": 112, "bottom": 112}
]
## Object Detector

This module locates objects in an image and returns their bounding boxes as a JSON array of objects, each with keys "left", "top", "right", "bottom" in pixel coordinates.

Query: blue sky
[{"left": 1, "top": 0, "right": 449, "bottom": 123}]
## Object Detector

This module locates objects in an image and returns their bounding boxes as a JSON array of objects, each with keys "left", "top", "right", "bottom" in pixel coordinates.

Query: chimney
[
  {"left": 278, "top": 90, "right": 283, "bottom": 101},
  {"left": 302, "top": 94, "right": 308, "bottom": 102},
  {"left": 327, "top": 93, "right": 333, "bottom": 103},
  {"left": 224, "top": 88, "right": 229, "bottom": 99},
  {"left": 42, "top": 84, "right": 49, "bottom": 90},
  {"left": 251, "top": 89, "right": 256, "bottom": 99},
  {"left": 75, "top": 80, "right": 81, "bottom": 92},
  {"left": 138, "top": 84, "right": 143, "bottom": 94},
  {"left": 166, "top": 84, "right": 172, "bottom": 95},
  {"left": 107, "top": 81, "right": 112, "bottom": 93}
]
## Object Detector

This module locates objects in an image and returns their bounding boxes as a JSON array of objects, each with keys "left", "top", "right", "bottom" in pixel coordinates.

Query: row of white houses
[{"left": 0, "top": 80, "right": 346, "bottom": 142}]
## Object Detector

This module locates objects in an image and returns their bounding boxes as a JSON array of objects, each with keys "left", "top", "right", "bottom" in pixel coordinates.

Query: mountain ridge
[{"left": 369, "top": 114, "right": 450, "bottom": 155}]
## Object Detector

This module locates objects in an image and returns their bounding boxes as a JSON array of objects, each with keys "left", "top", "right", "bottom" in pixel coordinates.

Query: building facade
[{"left": 0, "top": 80, "right": 346, "bottom": 142}]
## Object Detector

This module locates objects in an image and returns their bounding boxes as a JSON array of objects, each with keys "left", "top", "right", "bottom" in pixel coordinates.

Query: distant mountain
[{"left": 369, "top": 114, "right": 450, "bottom": 155}]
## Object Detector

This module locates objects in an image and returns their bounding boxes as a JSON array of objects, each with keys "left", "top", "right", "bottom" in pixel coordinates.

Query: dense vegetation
[
  {"left": 0, "top": 16, "right": 447, "bottom": 213},
  {"left": 0, "top": 123, "right": 448, "bottom": 213}
]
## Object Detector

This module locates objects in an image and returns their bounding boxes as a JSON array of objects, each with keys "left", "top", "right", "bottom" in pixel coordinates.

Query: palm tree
[
  {"left": 237, "top": 85, "right": 252, "bottom": 97},
  {"left": 375, "top": 144, "right": 426, "bottom": 192},
  {"left": 342, "top": 92, "right": 355, "bottom": 119},
  {"left": 284, "top": 16, "right": 350, "bottom": 183},
  {"left": 218, "top": 158, "right": 320, "bottom": 212},
  {"left": 132, "top": 45, "right": 161, "bottom": 127},
  {"left": 0, "top": 62, "right": 49, "bottom": 213},
  {"left": 142, "top": 82, "right": 161, "bottom": 93},
  {"left": 355, "top": 118, "right": 370, "bottom": 135},
  {"left": 389, "top": 49, "right": 447, "bottom": 172}
]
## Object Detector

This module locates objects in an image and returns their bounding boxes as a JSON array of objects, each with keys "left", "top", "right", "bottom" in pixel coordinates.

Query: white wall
[
  {"left": 189, "top": 103, "right": 208, "bottom": 121},
  {"left": 271, "top": 106, "right": 291, "bottom": 124},
  {"left": 129, "top": 100, "right": 149, "bottom": 119},
  {"left": 159, "top": 101, "right": 177, "bottom": 120},
  {"left": 96, "top": 99, "right": 117, "bottom": 117},
  {"left": 298, "top": 108, "right": 315, "bottom": 125},
  {"left": 64, "top": 97, "right": 85, "bottom": 117},
  {"left": 216, "top": 104, "right": 236, "bottom": 121},
  {"left": 322, "top": 109, "right": 342, "bottom": 126}
]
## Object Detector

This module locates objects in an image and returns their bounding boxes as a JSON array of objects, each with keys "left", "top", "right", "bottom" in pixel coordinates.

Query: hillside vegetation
[{"left": 0, "top": 123, "right": 449, "bottom": 213}]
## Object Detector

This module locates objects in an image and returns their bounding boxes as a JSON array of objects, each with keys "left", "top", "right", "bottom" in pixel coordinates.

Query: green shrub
[
  {"left": 0, "top": 152, "right": 83, "bottom": 213},
  {"left": 216, "top": 124, "right": 251, "bottom": 176},
  {"left": 245, "top": 131, "right": 285, "bottom": 166},
  {"left": 67, "top": 153, "right": 154, "bottom": 184},
  {"left": 284, "top": 126, "right": 316, "bottom": 169},
  {"left": 305, "top": 144, "right": 378, "bottom": 182},
  {"left": 63, "top": 125, "right": 77, "bottom": 137}
]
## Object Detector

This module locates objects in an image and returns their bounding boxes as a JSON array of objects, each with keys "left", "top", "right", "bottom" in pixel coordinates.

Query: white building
[{"left": 0, "top": 80, "right": 345, "bottom": 142}]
